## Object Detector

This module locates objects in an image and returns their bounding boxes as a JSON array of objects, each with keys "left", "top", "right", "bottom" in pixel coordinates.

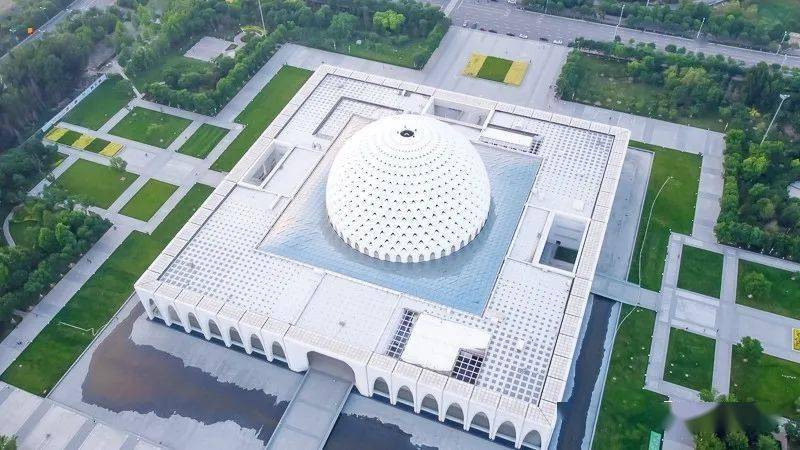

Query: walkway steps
[{"left": 266, "top": 368, "right": 352, "bottom": 450}]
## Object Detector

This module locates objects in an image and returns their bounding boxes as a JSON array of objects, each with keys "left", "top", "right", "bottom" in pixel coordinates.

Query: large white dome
[{"left": 326, "top": 114, "right": 491, "bottom": 263}]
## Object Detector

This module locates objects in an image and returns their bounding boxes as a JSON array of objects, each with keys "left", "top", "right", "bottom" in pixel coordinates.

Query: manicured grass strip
[
  {"left": 593, "top": 306, "right": 669, "bottom": 450},
  {"left": 84, "top": 138, "right": 111, "bottom": 153},
  {"left": 119, "top": 179, "right": 178, "bottom": 221},
  {"left": 211, "top": 66, "right": 312, "bottom": 172},
  {"left": 45, "top": 127, "right": 68, "bottom": 142},
  {"left": 663, "top": 328, "right": 715, "bottom": 391},
  {"left": 56, "top": 130, "right": 82, "bottom": 145},
  {"left": 0, "top": 184, "right": 213, "bottom": 396},
  {"left": 462, "top": 53, "right": 487, "bottom": 76},
  {"left": 477, "top": 56, "right": 513, "bottom": 82},
  {"left": 109, "top": 107, "right": 191, "bottom": 149},
  {"left": 100, "top": 142, "right": 124, "bottom": 157},
  {"left": 677, "top": 245, "right": 723, "bottom": 298},
  {"left": 129, "top": 51, "right": 214, "bottom": 92},
  {"left": 628, "top": 140, "right": 701, "bottom": 292},
  {"left": 504, "top": 60, "right": 529, "bottom": 86},
  {"left": 731, "top": 343, "right": 800, "bottom": 419},
  {"left": 64, "top": 75, "right": 135, "bottom": 130},
  {"left": 178, "top": 124, "right": 229, "bottom": 159},
  {"left": 55, "top": 159, "right": 138, "bottom": 209},
  {"left": 737, "top": 260, "right": 800, "bottom": 319}
]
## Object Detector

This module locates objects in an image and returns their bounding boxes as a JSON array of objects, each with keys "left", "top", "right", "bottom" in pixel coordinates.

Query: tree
[
  {"left": 694, "top": 431, "right": 725, "bottom": 450},
  {"left": 373, "top": 10, "right": 405, "bottom": 33},
  {"left": 725, "top": 430, "right": 749, "bottom": 450},
  {"left": 785, "top": 420, "right": 800, "bottom": 444},
  {"left": 0, "top": 435, "right": 16, "bottom": 450},
  {"left": 328, "top": 12, "right": 358, "bottom": 41},
  {"left": 109, "top": 156, "right": 127, "bottom": 173},
  {"left": 37, "top": 228, "right": 59, "bottom": 254},
  {"left": 739, "top": 336, "right": 764, "bottom": 365},
  {"left": 742, "top": 271, "right": 771, "bottom": 299},
  {"left": 699, "top": 388, "right": 718, "bottom": 402},
  {"left": 755, "top": 434, "right": 779, "bottom": 450}
]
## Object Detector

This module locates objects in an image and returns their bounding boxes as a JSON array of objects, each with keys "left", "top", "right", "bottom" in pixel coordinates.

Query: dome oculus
[{"left": 325, "top": 114, "right": 491, "bottom": 263}]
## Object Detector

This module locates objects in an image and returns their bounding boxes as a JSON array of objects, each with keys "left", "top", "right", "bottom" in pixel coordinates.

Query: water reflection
[{"left": 81, "top": 304, "right": 289, "bottom": 443}]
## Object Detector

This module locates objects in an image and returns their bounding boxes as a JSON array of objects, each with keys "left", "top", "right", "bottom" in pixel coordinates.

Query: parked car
[
  {"left": 518, "top": 33, "right": 528, "bottom": 39},
  {"left": 480, "top": 27, "right": 486, "bottom": 31},
  {"left": 539, "top": 37, "right": 548, "bottom": 42},
  {"left": 463, "top": 20, "right": 468, "bottom": 27},
  {"left": 471, "top": 22, "right": 478, "bottom": 29},
  {"left": 489, "top": 29, "right": 497, "bottom": 33},
  {"left": 506, "top": 32, "right": 515, "bottom": 36},
  {"left": 553, "top": 39, "right": 563, "bottom": 45}
]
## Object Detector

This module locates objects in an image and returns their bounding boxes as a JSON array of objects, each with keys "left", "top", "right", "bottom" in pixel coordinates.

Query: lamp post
[
  {"left": 760, "top": 93, "right": 790, "bottom": 146},
  {"left": 613, "top": 4, "right": 625, "bottom": 40},
  {"left": 696, "top": 17, "right": 705, "bottom": 40},
  {"left": 257, "top": 0, "right": 266, "bottom": 32},
  {"left": 776, "top": 31, "right": 788, "bottom": 55}
]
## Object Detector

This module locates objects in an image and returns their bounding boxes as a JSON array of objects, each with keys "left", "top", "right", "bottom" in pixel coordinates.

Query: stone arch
[
  {"left": 445, "top": 403, "right": 464, "bottom": 423},
  {"left": 373, "top": 377, "right": 389, "bottom": 396},
  {"left": 396, "top": 385, "right": 414, "bottom": 405},
  {"left": 250, "top": 334, "right": 264, "bottom": 352},
  {"left": 148, "top": 299, "right": 160, "bottom": 317},
  {"left": 229, "top": 327, "right": 242, "bottom": 344},
  {"left": 420, "top": 394, "right": 438, "bottom": 414},
  {"left": 167, "top": 305, "right": 180, "bottom": 323},
  {"left": 470, "top": 411, "right": 491, "bottom": 432},
  {"left": 272, "top": 342, "right": 286, "bottom": 360},
  {"left": 208, "top": 319, "right": 221, "bottom": 337},
  {"left": 496, "top": 421, "right": 517, "bottom": 442},
  {"left": 522, "top": 429, "right": 542, "bottom": 448},
  {"left": 187, "top": 312, "right": 201, "bottom": 329}
]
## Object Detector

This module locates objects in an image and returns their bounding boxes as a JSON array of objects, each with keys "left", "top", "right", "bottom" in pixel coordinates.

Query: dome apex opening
[{"left": 325, "top": 114, "right": 491, "bottom": 263}]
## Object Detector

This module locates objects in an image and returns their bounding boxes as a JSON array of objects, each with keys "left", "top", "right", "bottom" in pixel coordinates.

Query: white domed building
[{"left": 325, "top": 114, "right": 491, "bottom": 263}]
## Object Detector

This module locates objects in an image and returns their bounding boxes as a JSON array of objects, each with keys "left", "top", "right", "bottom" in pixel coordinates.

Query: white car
[
  {"left": 463, "top": 21, "right": 468, "bottom": 27},
  {"left": 553, "top": 39, "right": 564, "bottom": 45},
  {"left": 507, "top": 0, "right": 517, "bottom": 3},
  {"left": 518, "top": 34, "right": 528, "bottom": 39}
]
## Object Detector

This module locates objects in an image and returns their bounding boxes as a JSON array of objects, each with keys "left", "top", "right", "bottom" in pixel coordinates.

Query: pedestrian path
[
  {"left": 266, "top": 359, "right": 353, "bottom": 450},
  {"left": 0, "top": 382, "right": 160, "bottom": 450}
]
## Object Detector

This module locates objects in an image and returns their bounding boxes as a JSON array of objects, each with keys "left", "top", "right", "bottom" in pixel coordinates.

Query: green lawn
[
  {"left": 119, "top": 179, "right": 178, "bottom": 221},
  {"left": 737, "top": 260, "right": 800, "bottom": 319},
  {"left": 109, "top": 107, "right": 192, "bottom": 149},
  {"left": 663, "top": 328, "right": 716, "bottom": 391},
  {"left": 56, "top": 129, "right": 82, "bottom": 145},
  {"left": 730, "top": 344, "right": 800, "bottom": 419},
  {"left": 128, "top": 51, "right": 214, "bottom": 91},
  {"left": 476, "top": 56, "right": 513, "bottom": 82},
  {"left": 0, "top": 183, "right": 213, "bottom": 396},
  {"left": 593, "top": 306, "right": 670, "bottom": 450},
  {"left": 569, "top": 54, "right": 725, "bottom": 131},
  {"left": 83, "top": 138, "right": 111, "bottom": 153},
  {"left": 63, "top": 76, "right": 135, "bottom": 130},
  {"left": 295, "top": 29, "right": 436, "bottom": 69},
  {"left": 178, "top": 124, "right": 229, "bottom": 159},
  {"left": 677, "top": 245, "right": 723, "bottom": 298},
  {"left": 55, "top": 159, "right": 138, "bottom": 209},
  {"left": 628, "top": 141, "right": 702, "bottom": 291},
  {"left": 211, "top": 66, "right": 312, "bottom": 172}
]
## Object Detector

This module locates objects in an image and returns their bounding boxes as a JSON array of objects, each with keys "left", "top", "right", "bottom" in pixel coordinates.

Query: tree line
[
  {"left": 522, "top": 0, "right": 796, "bottom": 51},
  {"left": 120, "top": 0, "right": 448, "bottom": 115},
  {"left": 557, "top": 39, "right": 800, "bottom": 261},
  {"left": 0, "top": 0, "right": 74, "bottom": 55}
]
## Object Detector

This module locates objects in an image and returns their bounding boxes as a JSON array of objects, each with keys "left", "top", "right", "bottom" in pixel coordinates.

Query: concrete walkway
[
  {"left": 266, "top": 357, "right": 353, "bottom": 450},
  {"left": 2, "top": 204, "right": 18, "bottom": 246},
  {"left": 0, "top": 382, "right": 161, "bottom": 450}
]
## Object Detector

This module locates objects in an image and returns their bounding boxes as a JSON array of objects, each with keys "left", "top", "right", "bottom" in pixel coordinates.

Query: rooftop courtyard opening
[{"left": 539, "top": 213, "right": 587, "bottom": 273}]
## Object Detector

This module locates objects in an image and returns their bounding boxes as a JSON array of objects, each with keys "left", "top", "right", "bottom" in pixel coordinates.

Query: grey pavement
[
  {"left": 0, "top": 382, "right": 160, "bottom": 449},
  {"left": 448, "top": 0, "right": 800, "bottom": 68}
]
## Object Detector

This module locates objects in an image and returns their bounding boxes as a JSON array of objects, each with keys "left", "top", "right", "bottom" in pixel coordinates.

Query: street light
[
  {"left": 613, "top": 4, "right": 625, "bottom": 40},
  {"left": 776, "top": 31, "right": 788, "bottom": 55},
  {"left": 256, "top": 0, "right": 266, "bottom": 32},
  {"left": 760, "top": 93, "right": 790, "bottom": 146},
  {"left": 696, "top": 17, "right": 705, "bottom": 40}
]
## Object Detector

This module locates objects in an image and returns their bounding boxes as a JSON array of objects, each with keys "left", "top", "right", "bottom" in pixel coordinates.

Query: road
[
  {"left": 449, "top": 0, "right": 800, "bottom": 68},
  {"left": 0, "top": 0, "right": 115, "bottom": 60}
]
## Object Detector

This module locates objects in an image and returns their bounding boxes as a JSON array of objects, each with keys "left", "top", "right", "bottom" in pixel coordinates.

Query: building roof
[{"left": 326, "top": 114, "right": 491, "bottom": 263}]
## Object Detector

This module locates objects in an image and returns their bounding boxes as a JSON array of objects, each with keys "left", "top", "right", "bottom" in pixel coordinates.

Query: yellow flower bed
[
  {"left": 462, "top": 53, "right": 487, "bottom": 77},
  {"left": 72, "top": 134, "right": 95, "bottom": 149},
  {"left": 793, "top": 328, "right": 800, "bottom": 352},
  {"left": 45, "top": 127, "right": 68, "bottom": 142},
  {"left": 99, "top": 142, "right": 123, "bottom": 157},
  {"left": 504, "top": 60, "right": 529, "bottom": 86}
]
